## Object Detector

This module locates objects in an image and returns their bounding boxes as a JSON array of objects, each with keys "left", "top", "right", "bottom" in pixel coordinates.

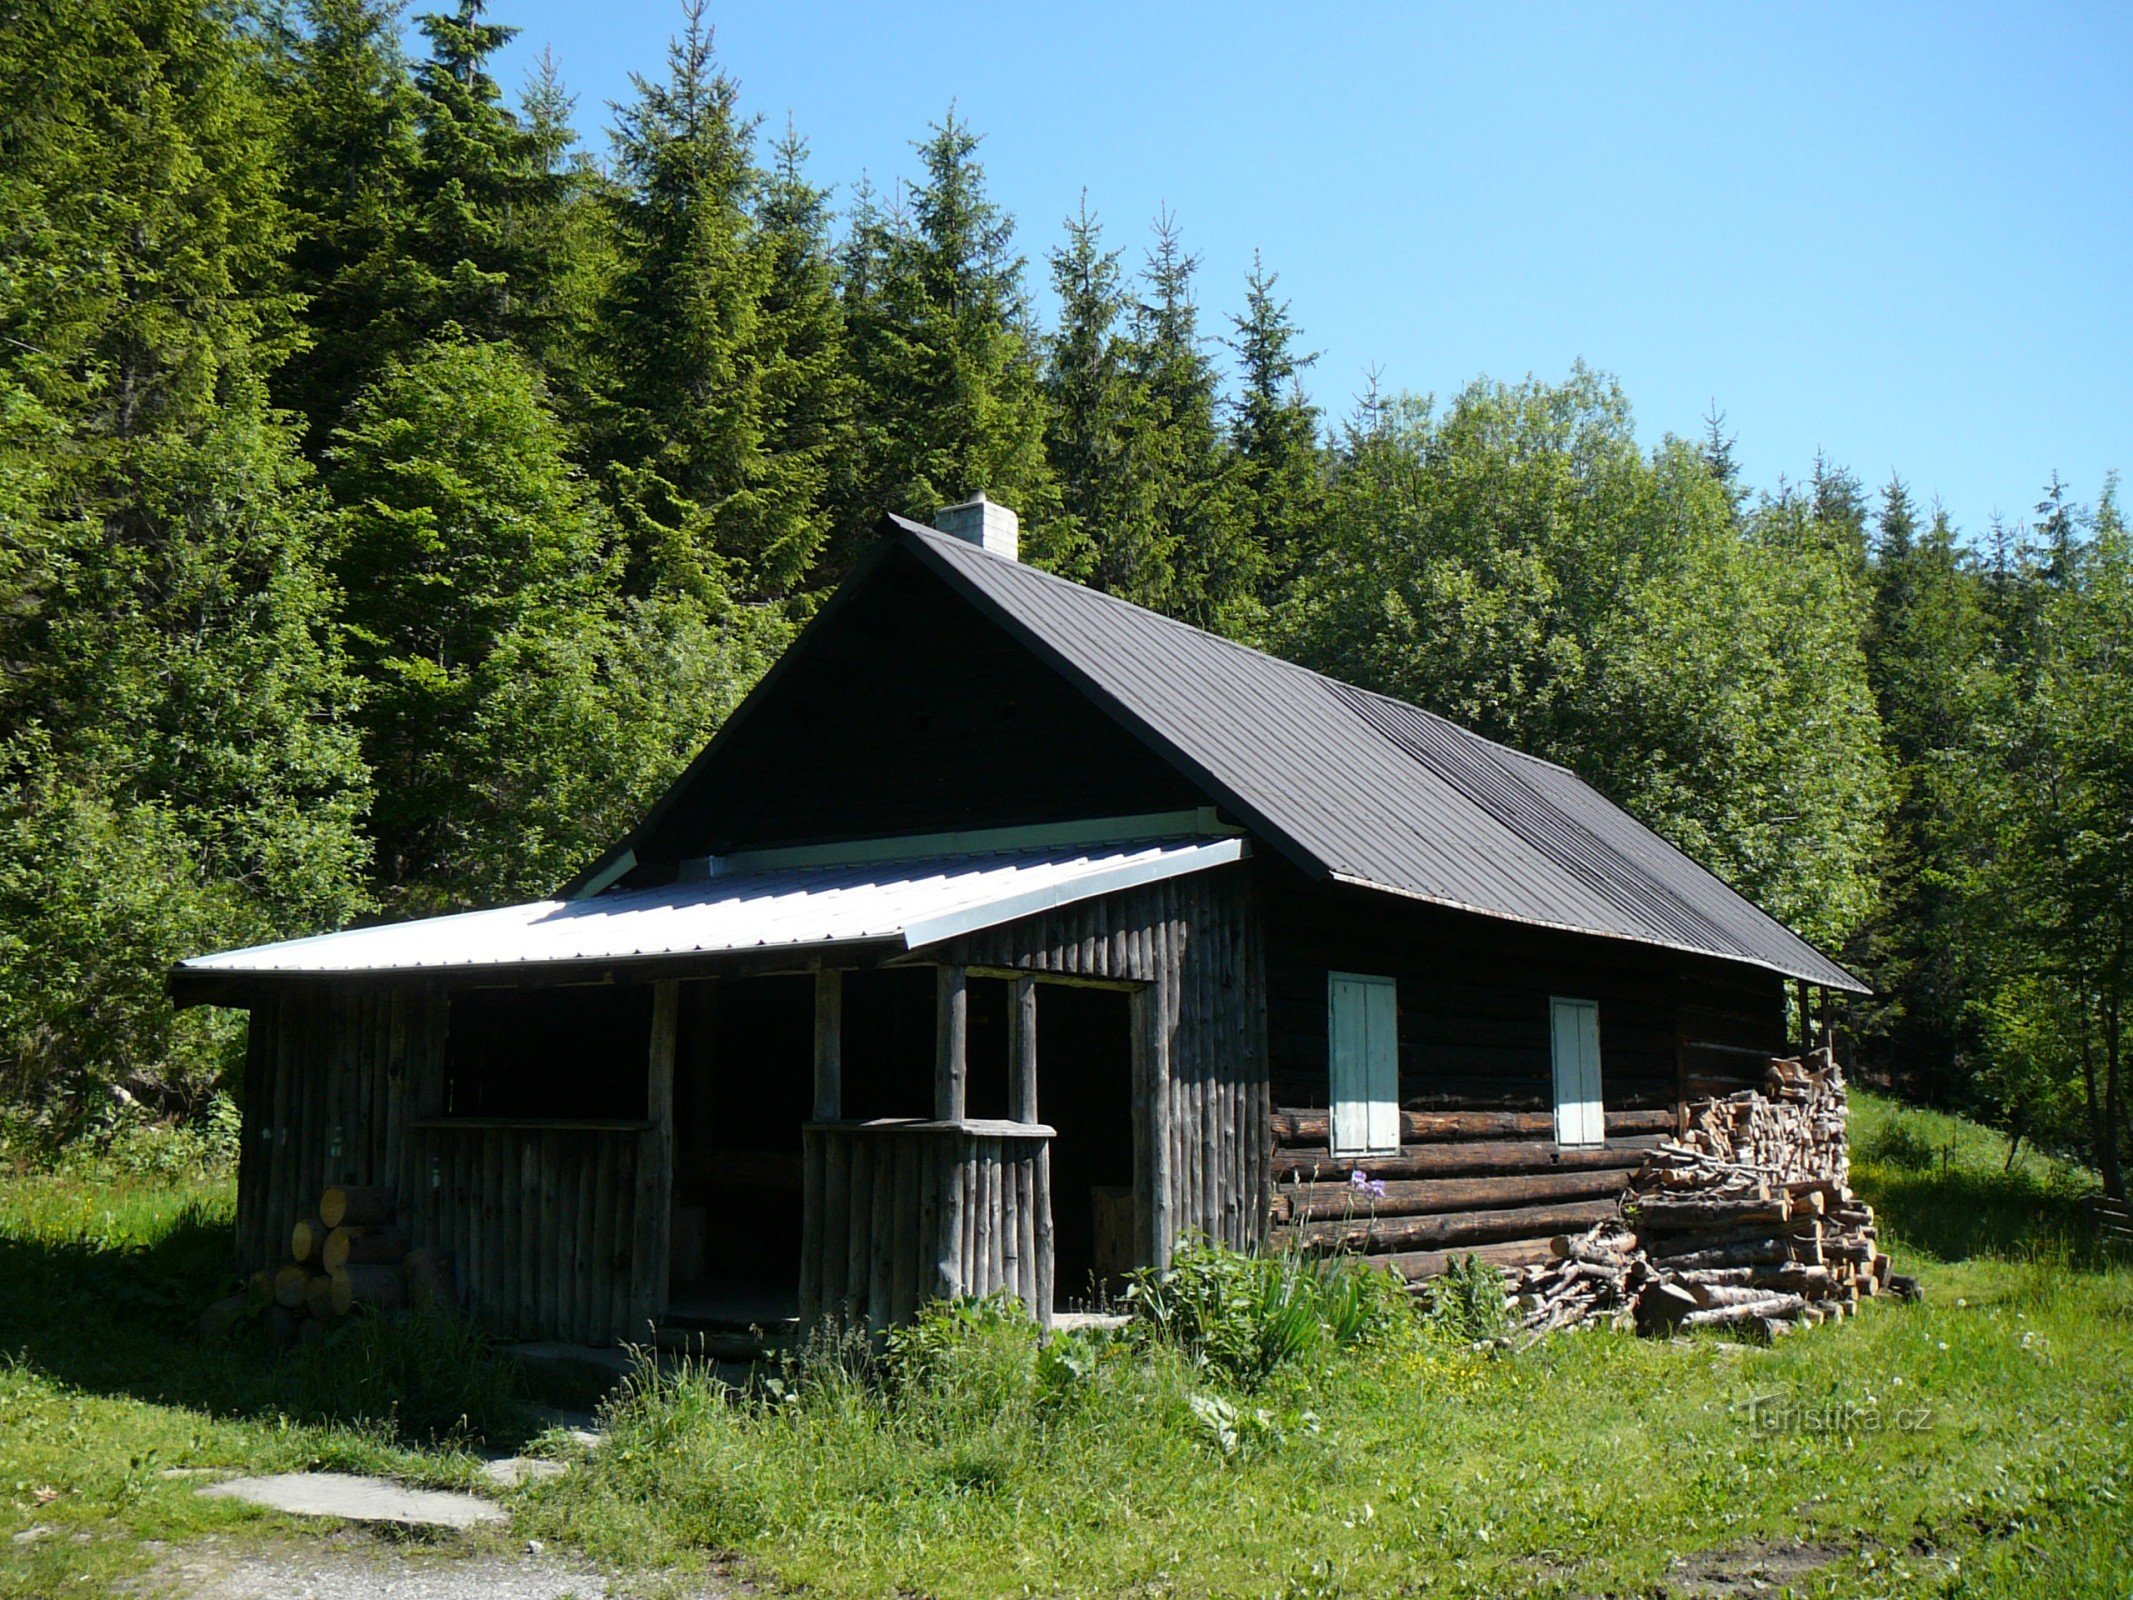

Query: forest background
[{"left": 2, "top": 0, "right": 2126, "bottom": 1197}]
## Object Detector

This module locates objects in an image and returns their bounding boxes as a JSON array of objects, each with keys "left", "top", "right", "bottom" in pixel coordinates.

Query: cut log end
[{"left": 318, "top": 1184, "right": 395, "bottom": 1230}]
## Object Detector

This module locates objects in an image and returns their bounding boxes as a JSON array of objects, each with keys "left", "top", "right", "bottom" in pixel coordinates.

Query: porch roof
[{"left": 174, "top": 838, "right": 1245, "bottom": 981}]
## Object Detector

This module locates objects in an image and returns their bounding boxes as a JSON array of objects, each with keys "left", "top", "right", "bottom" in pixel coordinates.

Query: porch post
[
  {"left": 935, "top": 964, "right": 968, "bottom": 1121},
  {"left": 812, "top": 965, "right": 842, "bottom": 1121},
  {"left": 1007, "top": 974, "right": 1052, "bottom": 1319},
  {"left": 1009, "top": 974, "right": 1038, "bottom": 1123},
  {"left": 639, "top": 978, "right": 679, "bottom": 1337}
]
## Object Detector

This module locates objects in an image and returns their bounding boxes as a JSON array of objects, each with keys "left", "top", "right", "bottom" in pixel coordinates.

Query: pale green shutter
[
  {"left": 1551, "top": 997, "right": 1603, "bottom": 1146},
  {"left": 1331, "top": 973, "right": 1399, "bottom": 1154}
]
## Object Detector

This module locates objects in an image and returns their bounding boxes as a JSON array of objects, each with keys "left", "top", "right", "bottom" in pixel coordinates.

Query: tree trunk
[
  {"left": 2104, "top": 986, "right": 2125, "bottom": 1201},
  {"left": 2083, "top": 993, "right": 2107, "bottom": 1189}
]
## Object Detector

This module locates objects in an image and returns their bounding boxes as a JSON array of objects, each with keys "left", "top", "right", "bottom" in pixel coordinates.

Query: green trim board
[{"left": 674, "top": 808, "right": 1241, "bottom": 880}]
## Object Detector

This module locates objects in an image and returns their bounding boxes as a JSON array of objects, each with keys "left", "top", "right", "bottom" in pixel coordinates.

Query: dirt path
[{"left": 144, "top": 1529, "right": 725, "bottom": 1600}]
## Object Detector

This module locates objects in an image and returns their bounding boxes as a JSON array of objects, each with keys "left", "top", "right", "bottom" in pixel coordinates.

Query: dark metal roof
[{"left": 895, "top": 518, "right": 1865, "bottom": 992}]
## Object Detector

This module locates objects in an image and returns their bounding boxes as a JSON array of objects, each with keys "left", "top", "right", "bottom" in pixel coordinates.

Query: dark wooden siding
[
  {"left": 627, "top": 547, "right": 1207, "bottom": 871},
  {"left": 1260, "top": 872, "right": 1787, "bottom": 1277},
  {"left": 237, "top": 987, "right": 663, "bottom": 1343},
  {"left": 940, "top": 861, "right": 1268, "bottom": 1261}
]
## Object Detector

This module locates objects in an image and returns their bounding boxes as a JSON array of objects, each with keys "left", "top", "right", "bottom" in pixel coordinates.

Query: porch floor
[{"left": 661, "top": 1282, "right": 801, "bottom": 1334}]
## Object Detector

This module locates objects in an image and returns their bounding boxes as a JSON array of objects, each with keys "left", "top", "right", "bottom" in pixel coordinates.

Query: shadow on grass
[
  {"left": 1852, "top": 1158, "right": 2115, "bottom": 1267},
  {"left": 0, "top": 1207, "right": 533, "bottom": 1450}
]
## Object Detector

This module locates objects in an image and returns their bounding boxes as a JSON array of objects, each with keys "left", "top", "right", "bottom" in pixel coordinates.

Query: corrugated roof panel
[
  {"left": 901, "top": 523, "right": 1864, "bottom": 992},
  {"left": 179, "top": 840, "right": 1245, "bottom": 977}
]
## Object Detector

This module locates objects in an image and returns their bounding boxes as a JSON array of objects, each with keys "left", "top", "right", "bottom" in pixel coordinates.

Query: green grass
[
  {"left": 3, "top": 1090, "right": 2129, "bottom": 1598},
  {"left": 0, "top": 1170, "right": 531, "bottom": 1598}
]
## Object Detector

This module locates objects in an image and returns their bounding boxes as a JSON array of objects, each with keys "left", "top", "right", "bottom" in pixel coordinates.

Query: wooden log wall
[
  {"left": 1268, "top": 1106, "right": 1671, "bottom": 1280},
  {"left": 1680, "top": 962, "right": 1793, "bottom": 1099},
  {"left": 1258, "top": 874, "right": 1790, "bottom": 1281},
  {"left": 236, "top": 984, "right": 664, "bottom": 1344},
  {"left": 941, "top": 860, "right": 1266, "bottom": 1268},
  {"left": 800, "top": 1121, "right": 1051, "bottom": 1329}
]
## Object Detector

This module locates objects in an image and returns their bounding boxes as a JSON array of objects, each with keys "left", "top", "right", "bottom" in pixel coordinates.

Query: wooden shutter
[
  {"left": 1330, "top": 973, "right": 1399, "bottom": 1154},
  {"left": 1551, "top": 997, "right": 1603, "bottom": 1146}
]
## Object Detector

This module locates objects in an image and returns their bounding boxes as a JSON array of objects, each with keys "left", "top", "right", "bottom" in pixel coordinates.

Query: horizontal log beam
[
  {"left": 1382, "top": 1236, "right": 1561, "bottom": 1282},
  {"left": 1275, "top": 1167, "right": 1630, "bottom": 1224},
  {"left": 1273, "top": 1136, "right": 1661, "bottom": 1185},
  {"left": 1284, "top": 1197, "right": 1623, "bottom": 1253},
  {"left": 1271, "top": 1107, "right": 1674, "bottom": 1148}
]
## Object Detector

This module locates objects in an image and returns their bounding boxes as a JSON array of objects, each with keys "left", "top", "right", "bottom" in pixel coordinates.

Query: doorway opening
[
  {"left": 1035, "top": 984, "right": 1136, "bottom": 1309},
  {"left": 668, "top": 975, "right": 811, "bottom": 1328}
]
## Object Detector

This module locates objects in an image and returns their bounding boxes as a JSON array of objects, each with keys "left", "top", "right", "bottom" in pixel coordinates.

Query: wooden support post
[
  {"left": 1010, "top": 974, "right": 1038, "bottom": 1124},
  {"left": 935, "top": 964, "right": 968, "bottom": 1122},
  {"left": 645, "top": 979, "right": 679, "bottom": 1331},
  {"left": 813, "top": 966, "right": 843, "bottom": 1122},
  {"left": 1132, "top": 982, "right": 1174, "bottom": 1270},
  {"left": 1793, "top": 979, "right": 1810, "bottom": 1056}
]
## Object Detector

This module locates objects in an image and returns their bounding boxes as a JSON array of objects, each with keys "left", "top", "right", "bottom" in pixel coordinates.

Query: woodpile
[
  {"left": 1504, "top": 1051, "right": 1915, "bottom": 1342},
  {"left": 199, "top": 1184, "right": 456, "bottom": 1344}
]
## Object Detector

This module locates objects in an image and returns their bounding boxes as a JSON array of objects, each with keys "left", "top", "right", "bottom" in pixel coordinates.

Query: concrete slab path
[{"left": 198, "top": 1474, "right": 507, "bottom": 1530}]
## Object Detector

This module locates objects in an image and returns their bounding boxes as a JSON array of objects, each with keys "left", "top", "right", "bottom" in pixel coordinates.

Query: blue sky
[{"left": 470, "top": 1, "right": 2130, "bottom": 538}]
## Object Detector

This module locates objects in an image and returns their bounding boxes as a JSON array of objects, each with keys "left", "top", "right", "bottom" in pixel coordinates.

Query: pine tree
[
  {"left": 0, "top": 0, "right": 370, "bottom": 1120},
  {"left": 842, "top": 112, "right": 1057, "bottom": 564},
  {"left": 1228, "top": 252, "right": 1323, "bottom": 592},
  {"left": 1855, "top": 480, "right": 1994, "bottom": 1100},
  {"left": 1043, "top": 198, "right": 1146, "bottom": 591},
  {"left": 1131, "top": 213, "right": 1260, "bottom": 638},
  {"left": 271, "top": 0, "right": 424, "bottom": 451},
  {"left": 600, "top": 11, "right": 840, "bottom": 601},
  {"left": 755, "top": 121, "right": 856, "bottom": 595},
  {"left": 329, "top": 338, "right": 670, "bottom": 910}
]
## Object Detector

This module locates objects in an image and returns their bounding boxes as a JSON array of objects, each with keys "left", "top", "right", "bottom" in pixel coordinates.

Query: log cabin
[{"left": 172, "top": 494, "right": 1866, "bottom": 1343}]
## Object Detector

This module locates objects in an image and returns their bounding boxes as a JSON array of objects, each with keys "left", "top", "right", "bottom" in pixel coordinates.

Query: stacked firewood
[
  {"left": 1506, "top": 1052, "right": 1913, "bottom": 1342},
  {"left": 199, "top": 1185, "right": 454, "bottom": 1344}
]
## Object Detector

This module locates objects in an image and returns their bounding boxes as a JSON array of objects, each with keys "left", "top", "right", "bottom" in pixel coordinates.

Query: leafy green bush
[
  {"left": 1124, "top": 1235, "right": 1413, "bottom": 1385},
  {"left": 1855, "top": 1113, "right": 1943, "bottom": 1172},
  {"left": 884, "top": 1293, "right": 1046, "bottom": 1426},
  {"left": 1417, "top": 1252, "right": 1510, "bottom": 1343}
]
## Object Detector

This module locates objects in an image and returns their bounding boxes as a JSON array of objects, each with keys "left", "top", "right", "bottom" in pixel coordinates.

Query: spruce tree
[
  {"left": 601, "top": 9, "right": 840, "bottom": 601},
  {"left": 842, "top": 112, "right": 1057, "bottom": 565},
  {"left": 271, "top": 0, "right": 424, "bottom": 450},
  {"left": 1855, "top": 481, "right": 1994, "bottom": 1099},
  {"left": 1228, "top": 252, "right": 1323, "bottom": 593},
  {"left": 756, "top": 122, "right": 857, "bottom": 595},
  {"left": 1131, "top": 214, "right": 1261, "bottom": 638},
  {"left": 329, "top": 338, "right": 704, "bottom": 911},
  {"left": 0, "top": 0, "right": 370, "bottom": 1120},
  {"left": 1043, "top": 199, "right": 1147, "bottom": 591}
]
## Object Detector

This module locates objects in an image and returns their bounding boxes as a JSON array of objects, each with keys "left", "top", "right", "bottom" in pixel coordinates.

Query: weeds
[
  {"left": 1121, "top": 1234, "right": 1407, "bottom": 1386},
  {"left": 1417, "top": 1252, "right": 1510, "bottom": 1343}
]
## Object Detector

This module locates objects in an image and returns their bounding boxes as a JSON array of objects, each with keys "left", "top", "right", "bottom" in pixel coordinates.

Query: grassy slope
[
  {"left": 3, "top": 1090, "right": 2128, "bottom": 1599},
  {"left": 0, "top": 1175, "right": 519, "bottom": 1598}
]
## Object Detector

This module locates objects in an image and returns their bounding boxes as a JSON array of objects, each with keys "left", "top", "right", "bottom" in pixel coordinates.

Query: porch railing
[{"left": 799, "top": 1118, "right": 1055, "bottom": 1329}]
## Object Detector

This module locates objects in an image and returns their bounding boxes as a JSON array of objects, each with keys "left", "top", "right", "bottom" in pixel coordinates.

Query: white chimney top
[{"left": 932, "top": 493, "right": 1019, "bottom": 561}]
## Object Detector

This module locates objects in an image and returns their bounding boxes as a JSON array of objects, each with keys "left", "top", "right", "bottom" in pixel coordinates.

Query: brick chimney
[{"left": 932, "top": 492, "right": 1019, "bottom": 561}]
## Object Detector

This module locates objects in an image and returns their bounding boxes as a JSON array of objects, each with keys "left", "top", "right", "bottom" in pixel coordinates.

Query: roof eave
[{"left": 1322, "top": 871, "right": 1871, "bottom": 994}]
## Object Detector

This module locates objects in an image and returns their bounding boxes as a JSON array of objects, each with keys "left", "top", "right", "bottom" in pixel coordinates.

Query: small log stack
[
  {"left": 200, "top": 1183, "right": 456, "bottom": 1343},
  {"left": 1504, "top": 1051, "right": 1909, "bottom": 1342}
]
